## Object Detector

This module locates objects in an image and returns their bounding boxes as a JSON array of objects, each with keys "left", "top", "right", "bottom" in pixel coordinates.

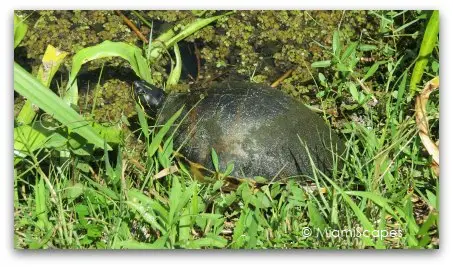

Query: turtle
[{"left": 134, "top": 80, "right": 345, "bottom": 183}]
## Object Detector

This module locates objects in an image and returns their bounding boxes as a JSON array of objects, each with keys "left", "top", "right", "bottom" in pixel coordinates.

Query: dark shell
[{"left": 154, "top": 81, "right": 344, "bottom": 181}]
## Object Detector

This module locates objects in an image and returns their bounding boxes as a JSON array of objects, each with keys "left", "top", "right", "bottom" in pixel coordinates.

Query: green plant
[{"left": 311, "top": 30, "right": 381, "bottom": 108}]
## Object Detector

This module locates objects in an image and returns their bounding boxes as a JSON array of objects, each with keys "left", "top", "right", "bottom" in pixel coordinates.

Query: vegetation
[{"left": 14, "top": 10, "right": 439, "bottom": 249}]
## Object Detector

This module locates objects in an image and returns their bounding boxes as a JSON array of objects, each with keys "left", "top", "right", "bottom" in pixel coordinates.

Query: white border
[{"left": 3, "top": 1, "right": 450, "bottom": 267}]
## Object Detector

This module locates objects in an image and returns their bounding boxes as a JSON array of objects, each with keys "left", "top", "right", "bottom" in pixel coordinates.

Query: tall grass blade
[
  {"left": 409, "top": 10, "right": 439, "bottom": 95},
  {"left": 167, "top": 44, "right": 182, "bottom": 86},
  {"left": 148, "top": 107, "right": 183, "bottom": 158}
]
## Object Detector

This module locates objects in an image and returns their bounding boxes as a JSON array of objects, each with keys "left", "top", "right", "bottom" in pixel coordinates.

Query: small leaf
[
  {"left": 311, "top": 60, "right": 331, "bottom": 68},
  {"left": 362, "top": 62, "right": 381, "bottom": 82},
  {"left": 348, "top": 82, "right": 359, "bottom": 101},
  {"left": 341, "top": 42, "right": 358, "bottom": 61},
  {"left": 223, "top": 162, "right": 235, "bottom": 177},
  {"left": 358, "top": 44, "right": 377, "bottom": 51},
  {"left": 332, "top": 30, "right": 341, "bottom": 57}
]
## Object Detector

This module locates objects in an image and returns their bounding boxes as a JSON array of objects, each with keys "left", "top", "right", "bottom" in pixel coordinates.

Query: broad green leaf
[
  {"left": 426, "top": 190, "right": 437, "bottom": 209},
  {"left": 14, "top": 63, "right": 109, "bottom": 150},
  {"left": 318, "top": 72, "right": 326, "bottom": 84},
  {"left": 66, "top": 41, "right": 153, "bottom": 105},
  {"left": 91, "top": 123, "right": 122, "bottom": 144},
  {"left": 336, "top": 63, "right": 350, "bottom": 72}
]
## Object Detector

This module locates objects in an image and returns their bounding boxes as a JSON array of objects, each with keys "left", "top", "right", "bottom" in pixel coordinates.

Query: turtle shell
[{"left": 148, "top": 81, "right": 344, "bottom": 181}]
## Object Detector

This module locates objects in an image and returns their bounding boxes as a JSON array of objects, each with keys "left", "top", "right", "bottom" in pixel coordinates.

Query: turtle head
[{"left": 133, "top": 80, "right": 166, "bottom": 113}]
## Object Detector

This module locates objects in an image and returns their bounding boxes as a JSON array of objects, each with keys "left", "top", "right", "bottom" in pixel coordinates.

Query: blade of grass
[
  {"left": 409, "top": 10, "right": 439, "bottom": 95},
  {"left": 167, "top": 43, "right": 182, "bottom": 86},
  {"left": 148, "top": 106, "right": 183, "bottom": 158}
]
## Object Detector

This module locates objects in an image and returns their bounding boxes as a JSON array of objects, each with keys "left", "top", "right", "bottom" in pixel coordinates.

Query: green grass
[{"left": 13, "top": 10, "right": 439, "bottom": 249}]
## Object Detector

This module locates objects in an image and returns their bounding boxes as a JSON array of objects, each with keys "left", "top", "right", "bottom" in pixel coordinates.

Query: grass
[{"left": 13, "top": 10, "right": 439, "bottom": 249}]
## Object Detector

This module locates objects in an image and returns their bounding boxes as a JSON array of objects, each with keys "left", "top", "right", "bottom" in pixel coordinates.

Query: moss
[
  {"left": 79, "top": 79, "right": 136, "bottom": 123},
  {"left": 169, "top": 10, "right": 381, "bottom": 99},
  {"left": 17, "top": 10, "right": 138, "bottom": 73}
]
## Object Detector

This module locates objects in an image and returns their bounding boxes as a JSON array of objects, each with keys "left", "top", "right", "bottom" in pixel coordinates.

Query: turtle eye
[{"left": 133, "top": 80, "right": 148, "bottom": 95}]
